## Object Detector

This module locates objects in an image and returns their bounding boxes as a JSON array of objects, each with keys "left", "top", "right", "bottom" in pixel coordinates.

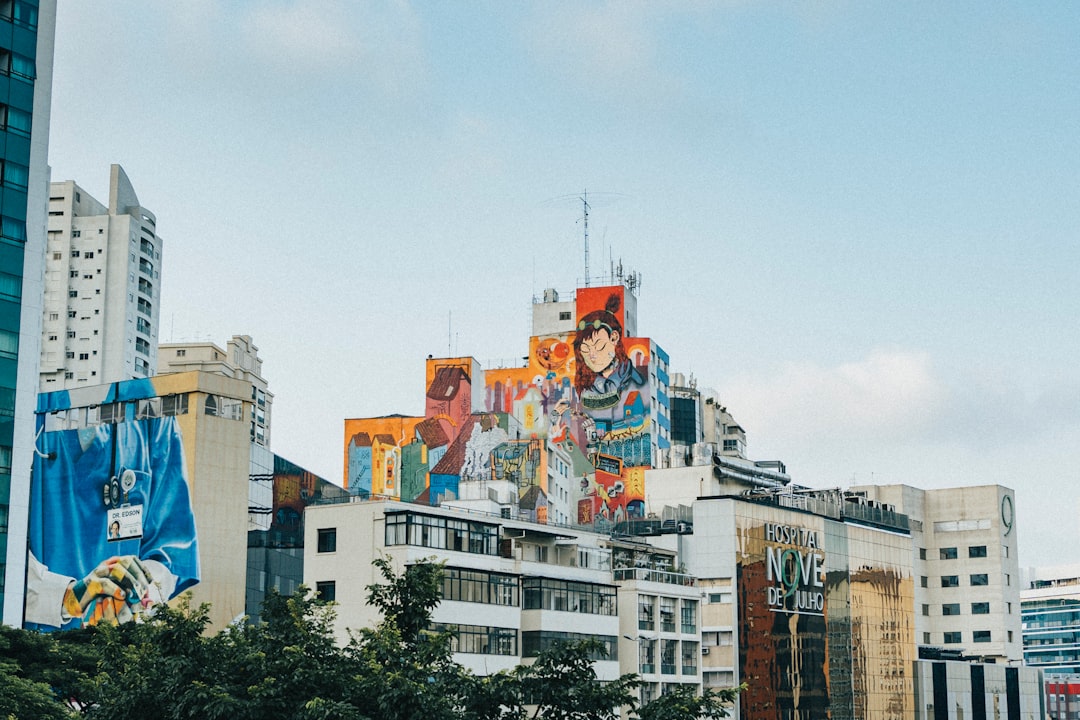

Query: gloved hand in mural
[{"left": 62, "top": 555, "right": 158, "bottom": 626}]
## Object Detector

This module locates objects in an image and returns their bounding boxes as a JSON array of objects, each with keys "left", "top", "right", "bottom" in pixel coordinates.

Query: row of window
[
  {"left": 431, "top": 623, "right": 518, "bottom": 656},
  {"left": 923, "top": 602, "right": 991, "bottom": 616},
  {"left": 43, "top": 394, "right": 192, "bottom": 432},
  {"left": 384, "top": 512, "right": 500, "bottom": 556},
  {"left": 442, "top": 567, "right": 519, "bottom": 606},
  {"left": 923, "top": 545, "right": 988, "bottom": 560},
  {"left": 0, "top": 48, "right": 34, "bottom": 81},
  {"left": 522, "top": 577, "right": 616, "bottom": 615},
  {"left": 638, "top": 596, "right": 698, "bottom": 634},
  {"left": 940, "top": 630, "right": 994, "bottom": 644},
  {"left": 0, "top": 103, "right": 31, "bottom": 137},
  {"left": 638, "top": 637, "right": 699, "bottom": 676},
  {"left": 520, "top": 631, "right": 617, "bottom": 660},
  {"left": 921, "top": 573, "right": 1001, "bottom": 588},
  {"left": 0, "top": 1, "right": 39, "bottom": 29}
]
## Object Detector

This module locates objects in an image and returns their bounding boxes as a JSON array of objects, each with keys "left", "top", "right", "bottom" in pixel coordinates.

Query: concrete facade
[{"left": 159, "top": 334, "right": 273, "bottom": 447}]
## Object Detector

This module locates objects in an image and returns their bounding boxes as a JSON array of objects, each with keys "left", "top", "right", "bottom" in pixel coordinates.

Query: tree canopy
[{"left": 0, "top": 558, "right": 741, "bottom": 720}]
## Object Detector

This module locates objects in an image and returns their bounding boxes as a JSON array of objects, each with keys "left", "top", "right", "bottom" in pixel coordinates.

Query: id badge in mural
[
  {"left": 104, "top": 467, "right": 146, "bottom": 541},
  {"left": 107, "top": 504, "right": 143, "bottom": 541}
]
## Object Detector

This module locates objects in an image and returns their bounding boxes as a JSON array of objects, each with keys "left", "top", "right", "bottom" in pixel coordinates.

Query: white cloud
[{"left": 723, "top": 348, "right": 945, "bottom": 444}]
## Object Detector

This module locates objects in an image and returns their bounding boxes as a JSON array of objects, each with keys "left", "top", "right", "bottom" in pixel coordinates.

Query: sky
[{"left": 47, "top": 1, "right": 1080, "bottom": 569}]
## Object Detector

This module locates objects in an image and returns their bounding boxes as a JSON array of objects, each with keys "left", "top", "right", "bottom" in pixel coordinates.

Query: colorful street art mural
[
  {"left": 342, "top": 285, "right": 663, "bottom": 530},
  {"left": 27, "top": 378, "right": 200, "bottom": 631}
]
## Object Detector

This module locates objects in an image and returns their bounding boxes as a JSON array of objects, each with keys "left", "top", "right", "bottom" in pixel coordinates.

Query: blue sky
[{"left": 48, "top": 2, "right": 1080, "bottom": 568}]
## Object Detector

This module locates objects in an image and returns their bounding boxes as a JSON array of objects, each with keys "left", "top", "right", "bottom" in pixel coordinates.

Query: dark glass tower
[{"left": 0, "top": 0, "right": 54, "bottom": 624}]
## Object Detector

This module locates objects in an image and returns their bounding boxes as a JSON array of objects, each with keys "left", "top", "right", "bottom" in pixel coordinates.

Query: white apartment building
[
  {"left": 40, "top": 165, "right": 161, "bottom": 389},
  {"left": 159, "top": 335, "right": 273, "bottom": 447},
  {"left": 303, "top": 498, "right": 701, "bottom": 699},
  {"left": 852, "top": 484, "right": 1023, "bottom": 663}
]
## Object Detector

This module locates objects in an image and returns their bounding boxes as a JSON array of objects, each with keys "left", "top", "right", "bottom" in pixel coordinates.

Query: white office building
[
  {"left": 40, "top": 164, "right": 161, "bottom": 389},
  {"left": 851, "top": 484, "right": 1023, "bottom": 663}
]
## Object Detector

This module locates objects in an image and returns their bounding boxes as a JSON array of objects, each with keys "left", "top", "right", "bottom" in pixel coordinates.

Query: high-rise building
[
  {"left": 159, "top": 335, "right": 273, "bottom": 447},
  {"left": 1, "top": 0, "right": 55, "bottom": 626},
  {"left": 851, "top": 483, "right": 1023, "bottom": 663},
  {"left": 1021, "top": 564, "right": 1080, "bottom": 676},
  {"left": 40, "top": 164, "right": 161, "bottom": 389}
]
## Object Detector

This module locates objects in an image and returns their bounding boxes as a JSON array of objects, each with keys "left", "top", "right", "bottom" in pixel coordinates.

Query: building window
[
  {"left": 923, "top": 632, "right": 931, "bottom": 644},
  {"left": 921, "top": 576, "right": 928, "bottom": 588},
  {"left": 78, "top": 353, "right": 88, "bottom": 360},
  {"left": 521, "top": 631, "right": 616, "bottom": 660},
  {"left": 432, "top": 623, "right": 518, "bottom": 656},
  {"left": 941, "top": 575, "right": 959, "bottom": 588},
  {"left": 660, "top": 597, "right": 676, "bottom": 632},
  {"left": 942, "top": 603, "right": 960, "bottom": 616},
  {"left": 921, "top": 604, "right": 929, "bottom": 616},
  {"left": 973, "top": 630, "right": 991, "bottom": 643},
  {"left": 943, "top": 632, "right": 962, "bottom": 644},
  {"left": 162, "top": 394, "right": 189, "bottom": 416},
  {"left": 638, "top": 596, "right": 655, "bottom": 630},
  {"left": 558, "top": 311, "right": 571, "bottom": 320},
  {"left": 315, "top": 581, "right": 336, "bottom": 602},
  {"left": 68, "top": 290, "right": 77, "bottom": 298},
  {"left": 939, "top": 547, "right": 958, "bottom": 560},
  {"left": 681, "top": 599, "right": 698, "bottom": 633},
  {"left": 970, "top": 574, "right": 989, "bottom": 586},
  {"left": 968, "top": 545, "right": 987, "bottom": 558},
  {"left": 522, "top": 577, "right": 616, "bottom": 615},
  {"left": 384, "top": 512, "right": 499, "bottom": 556},
  {"left": 317, "top": 528, "right": 337, "bottom": 553},
  {"left": 919, "top": 548, "right": 927, "bottom": 560},
  {"left": 972, "top": 602, "right": 990, "bottom": 614},
  {"left": 176, "top": 349, "right": 186, "bottom": 357},
  {"left": 441, "top": 567, "right": 518, "bottom": 606}
]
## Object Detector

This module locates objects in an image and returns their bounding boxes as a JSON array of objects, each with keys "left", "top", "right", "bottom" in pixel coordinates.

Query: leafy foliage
[{"left": 0, "top": 559, "right": 741, "bottom": 720}]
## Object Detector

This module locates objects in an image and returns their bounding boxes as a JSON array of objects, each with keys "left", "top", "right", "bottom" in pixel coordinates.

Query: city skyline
[{"left": 46, "top": 2, "right": 1080, "bottom": 568}]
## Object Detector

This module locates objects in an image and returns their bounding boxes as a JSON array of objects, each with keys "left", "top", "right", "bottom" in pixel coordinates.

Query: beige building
[
  {"left": 159, "top": 334, "right": 273, "bottom": 447},
  {"left": 852, "top": 484, "right": 1022, "bottom": 663},
  {"left": 28, "top": 371, "right": 252, "bottom": 633}
]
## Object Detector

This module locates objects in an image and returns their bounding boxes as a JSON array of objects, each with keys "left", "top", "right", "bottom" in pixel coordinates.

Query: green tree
[
  {"left": 346, "top": 556, "right": 467, "bottom": 720},
  {"left": 634, "top": 684, "right": 743, "bottom": 720}
]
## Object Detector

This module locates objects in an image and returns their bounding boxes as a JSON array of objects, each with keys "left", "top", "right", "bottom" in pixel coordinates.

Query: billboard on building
[
  {"left": 26, "top": 378, "right": 201, "bottom": 630},
  {"left": 734, "top": 506, "right": 914, "bottom": 720}
]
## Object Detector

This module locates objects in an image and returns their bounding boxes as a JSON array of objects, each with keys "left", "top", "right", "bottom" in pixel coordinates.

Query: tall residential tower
[{"left": 40, "top": 165, "right": 161, "bottom": 389}]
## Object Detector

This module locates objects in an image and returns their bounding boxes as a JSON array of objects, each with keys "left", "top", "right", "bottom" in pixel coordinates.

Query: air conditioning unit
[{"left": 702, "top": 647, "right": 710, "bottom": 656}]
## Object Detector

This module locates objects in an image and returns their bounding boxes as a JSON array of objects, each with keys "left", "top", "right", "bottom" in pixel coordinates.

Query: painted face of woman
[{"left": 579, "top": 329, "right": 619, "bottom": 374}]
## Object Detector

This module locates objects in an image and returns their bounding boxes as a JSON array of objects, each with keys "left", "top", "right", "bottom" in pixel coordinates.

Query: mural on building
[
  {"left": 341, "top": 286, "right": 658, "bottom": 529},
  {"left": 26, "top": 378, "right": 200, "bottom": 630},
  {"left": 343, "top": 415, "right": 423, "bottom": 499}
]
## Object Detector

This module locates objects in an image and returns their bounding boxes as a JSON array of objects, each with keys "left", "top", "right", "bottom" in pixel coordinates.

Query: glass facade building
[{"left": 0, "top": 0, "right": 53, "bottom": 624}]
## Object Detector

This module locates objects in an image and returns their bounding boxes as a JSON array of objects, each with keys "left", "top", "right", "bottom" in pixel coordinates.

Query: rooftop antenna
[{"left": 582, "top": 189, "right": 591, "bottom": 287}]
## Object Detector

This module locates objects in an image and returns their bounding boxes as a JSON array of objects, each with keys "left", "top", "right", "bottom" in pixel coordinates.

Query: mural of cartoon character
[{"left": 574, "top": 294, "right": 645, "bottom": 416}]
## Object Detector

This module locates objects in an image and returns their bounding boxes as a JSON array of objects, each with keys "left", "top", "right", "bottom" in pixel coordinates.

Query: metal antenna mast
[{"left": 582, "top": 189, "right": 591, "bottom": 287}]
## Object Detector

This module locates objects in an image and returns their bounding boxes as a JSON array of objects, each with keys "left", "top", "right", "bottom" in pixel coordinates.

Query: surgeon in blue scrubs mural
[{"left": 25, "top": 380, "right": 200, "bottom": 630}]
